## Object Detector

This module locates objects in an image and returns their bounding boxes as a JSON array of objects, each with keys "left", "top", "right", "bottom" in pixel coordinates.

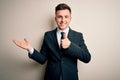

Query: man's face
[{"left": 55, "top": 9, "right": 71, "bottom": 30}]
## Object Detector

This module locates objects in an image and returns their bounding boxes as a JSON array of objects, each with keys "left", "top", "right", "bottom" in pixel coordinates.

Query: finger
[
  {"left": 12, "top": 40, "right": 21, "bottom": 46},
  {"left": 12, "top": 40, "right": 18, "bottom": 44},
  {"left": 12, "top": 40, "right": 16, "bottom": 43},
  {"left": 24, "top": 38, "right": 28, "bottom": 43}
]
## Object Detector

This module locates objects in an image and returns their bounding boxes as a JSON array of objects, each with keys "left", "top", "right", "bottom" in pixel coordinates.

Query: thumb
[{"left": 64, "top": 32, "right": 67, "bottom": 39}]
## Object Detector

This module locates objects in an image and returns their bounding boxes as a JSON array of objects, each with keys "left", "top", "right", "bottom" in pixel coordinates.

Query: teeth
[{"left": 60, "top": 23, "right": 66, "bottom": 25}]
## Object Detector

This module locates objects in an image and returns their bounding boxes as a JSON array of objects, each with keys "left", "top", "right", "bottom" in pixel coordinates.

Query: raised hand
[
  {"left": 12, "top": 38, "right": 32, "bottom": 52},
  {"left": 61, "top": 33, "right": 71, "bottom": 49}
]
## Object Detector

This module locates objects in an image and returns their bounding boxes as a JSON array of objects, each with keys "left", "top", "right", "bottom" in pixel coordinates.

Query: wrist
[{"left": 27, "top": 47, "right": 32, "bottom": 52}]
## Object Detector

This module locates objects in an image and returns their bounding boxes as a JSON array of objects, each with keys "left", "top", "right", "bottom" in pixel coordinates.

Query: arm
[
  {"left": 65, "top": 42, "right": 91, "bottom": 63},
  {"left": 61, "top": 33, "right": 91, "bottom": 63},
  {"left": 13, "top": 37, "right": 47, "bottom": 64}
]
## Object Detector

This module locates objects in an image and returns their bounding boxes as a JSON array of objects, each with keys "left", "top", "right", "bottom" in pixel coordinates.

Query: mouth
[{"left": 60, "top": 22, "right": 67, "bottom": 25}]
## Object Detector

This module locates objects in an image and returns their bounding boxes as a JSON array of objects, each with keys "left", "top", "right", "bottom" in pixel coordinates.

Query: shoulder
[
  {"left": 43, "top": 28, "right": 57, "bottom": 39},
  {"left": 69, "top": 28, "right": 84, "bottom": 44},
  {"left": 69, "top": 28, "right": 83, "bottom": 37}
]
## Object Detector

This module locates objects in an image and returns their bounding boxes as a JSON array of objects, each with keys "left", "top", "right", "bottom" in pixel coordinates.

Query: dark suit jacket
[{"left": 29, "top": 28, "right": 91, "bottom": 80}]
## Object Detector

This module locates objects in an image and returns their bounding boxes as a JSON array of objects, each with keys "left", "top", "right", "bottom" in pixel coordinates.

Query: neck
[{"left": 57, "top": 27, "right": 69, "bottom": 31}]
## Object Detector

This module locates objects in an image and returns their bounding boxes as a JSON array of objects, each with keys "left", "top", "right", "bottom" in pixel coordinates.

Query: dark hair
[{"left": 55, "top": 3, "right": 71, "bottom": 14}]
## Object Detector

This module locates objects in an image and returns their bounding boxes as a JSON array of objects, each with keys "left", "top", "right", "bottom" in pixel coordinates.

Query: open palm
[{"left": 13, "top": 38, "right": 32, "bottom": 51}]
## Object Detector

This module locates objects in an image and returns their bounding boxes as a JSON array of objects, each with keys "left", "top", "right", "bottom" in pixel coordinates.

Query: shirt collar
[{"left": 57, "top": 27, "right": 69, "bottom": 35}]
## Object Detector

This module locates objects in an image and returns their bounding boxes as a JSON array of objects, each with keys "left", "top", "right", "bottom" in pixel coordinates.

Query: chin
[
  {"left": 59, "top": 26, "right": 67, "bottom": 30},
  {"left": 59, "top": 27, "right": 66, "bottom": 30}
]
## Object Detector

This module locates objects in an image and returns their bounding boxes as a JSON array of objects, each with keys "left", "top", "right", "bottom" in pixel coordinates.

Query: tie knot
[{"left": 61, "top": 32, "right": 64, "bottom": 39}]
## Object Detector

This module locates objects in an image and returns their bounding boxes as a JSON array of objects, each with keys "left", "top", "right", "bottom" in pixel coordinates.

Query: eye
[
  {"left": 57, "top": 16, "right": 62, "bottom": 18},
  {"left": 65, "top": 16, "right": 69, "bottom": 18}
]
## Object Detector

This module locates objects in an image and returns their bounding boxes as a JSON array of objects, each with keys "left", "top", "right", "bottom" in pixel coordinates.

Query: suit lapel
[
  {"left": 52, "top": 28, "right": 60, "bottom": 49},
  {"left": 51, "top": 28, "right": 61, "bottom": 59},
  {"left": 68, "top": 28, "right": 74, "bottom": 42}
]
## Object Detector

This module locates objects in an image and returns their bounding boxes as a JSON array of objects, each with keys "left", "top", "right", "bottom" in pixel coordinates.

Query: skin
[
  {"left": 13, "top": 9, "right": 71, "bottom": 51},
  {"left": 55, "top": 9, "right": 71, "bottom": 31}
]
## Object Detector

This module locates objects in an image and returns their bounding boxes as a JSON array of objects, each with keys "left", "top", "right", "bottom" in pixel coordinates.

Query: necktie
[
  {"left": 60, "top": 32, "right": 64, "bottom": 49},
  {"left": 60, "top": 32, "right": 64, "bottom": 80},
  {"left": 61, "top": 32, "right": 64, "bottom": 39}
]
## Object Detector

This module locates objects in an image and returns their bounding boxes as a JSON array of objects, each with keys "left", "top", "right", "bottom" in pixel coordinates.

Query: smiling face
[{"left": 55, "top": 9, "right": 71, "bottom": 30}]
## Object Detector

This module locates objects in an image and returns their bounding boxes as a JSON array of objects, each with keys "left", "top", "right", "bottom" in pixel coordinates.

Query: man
[{"left": 13, "top": 3, "right": 91, "bottom": 80}]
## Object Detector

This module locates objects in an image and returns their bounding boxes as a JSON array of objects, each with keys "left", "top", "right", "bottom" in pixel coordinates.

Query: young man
[{"left": 13, "top": 3, "right": 91, "bottom": 80}]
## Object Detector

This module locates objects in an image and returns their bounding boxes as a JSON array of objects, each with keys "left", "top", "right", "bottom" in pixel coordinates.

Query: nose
[{"left": 61, "top": 17, "right": 65, "bottom": 22}]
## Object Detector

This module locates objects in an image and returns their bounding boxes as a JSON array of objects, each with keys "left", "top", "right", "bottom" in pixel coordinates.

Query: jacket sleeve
[{"left": 65, "top": 33, "right": 91, "bottom": 63}]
